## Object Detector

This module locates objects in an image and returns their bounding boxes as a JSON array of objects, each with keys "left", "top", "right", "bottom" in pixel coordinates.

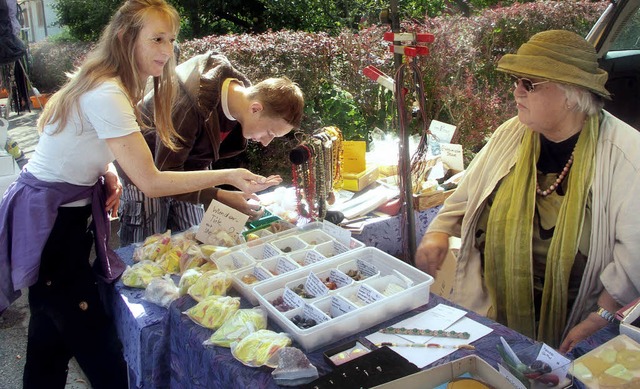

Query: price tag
[
  {"left": 283, "top": 287, "right": 305, "bottom": 308},
  {"left": 356, "top": 259, "right": 378, "bottom": 277},
  {"left": 322, "top": 220, "right": 351, "bottom": 247},
  {"left": 304, "top": 250, "right": 325, "bottom": 265},
  {"left": 305, "top": 272, "right": 330, "bottom": 298},
  {"left": 536, "top": 343, "right": 571, "bottom": 380},
  {"left": 329, "top": 269, "right": 353, "bottom": 288},
  {"left": 303, "top": 304, "right": 330, "bottom": 324},
  {"left": 263, "top": 244, "right": 280, "bottom": 259},
  {"left": 330, "top": 296, "right": 357, "bottom": 317},
  {"left": 275, "top": 257, "right": 298, "bottom": 274},
  {"left": 253, "top": 266, "right": 272, "bottom": 281},
  {"left": 196, "top": 199, "right": 248, "bottom": 245},
  {"left": 356, "top": 284, "right": 385, "bottom": 304}
]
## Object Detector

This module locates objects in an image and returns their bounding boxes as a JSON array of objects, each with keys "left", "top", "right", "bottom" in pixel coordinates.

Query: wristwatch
[{"left": 596, "top": 306, "right": 618, "bottom": 323}]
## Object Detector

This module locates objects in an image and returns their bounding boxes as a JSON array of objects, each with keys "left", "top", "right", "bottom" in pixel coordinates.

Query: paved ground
[{"left": 0, "top": 100, "right": 95, "bottom": 389}]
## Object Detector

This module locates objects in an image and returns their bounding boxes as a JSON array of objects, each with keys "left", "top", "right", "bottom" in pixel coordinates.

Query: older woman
[{"left": 415, "top": 30, "right": 640, "bottom": 352}]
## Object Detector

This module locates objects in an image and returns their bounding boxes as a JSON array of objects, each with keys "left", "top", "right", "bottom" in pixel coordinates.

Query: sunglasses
[{"left": 512, "top": 76, "right": 549, "bottom": 93}]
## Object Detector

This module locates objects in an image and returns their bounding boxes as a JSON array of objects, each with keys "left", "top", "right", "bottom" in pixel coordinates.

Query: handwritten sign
[
  {"left": 440, "top": 143, "right": 464, "bottom": 171},
  {"left": 196, "top": 199, "right": 249, "bottom": 245}
]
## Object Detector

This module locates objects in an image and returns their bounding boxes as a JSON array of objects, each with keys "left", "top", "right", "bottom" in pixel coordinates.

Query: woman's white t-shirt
[{"left": 28, "top": 79, "right": 140, "bottom": 185}]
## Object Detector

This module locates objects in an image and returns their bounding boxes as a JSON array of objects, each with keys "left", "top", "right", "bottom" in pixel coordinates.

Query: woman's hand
[
  {"left": 227, "top": 169, "right": 282, "bottom": 194},
  {"left": 415, "top": 231, "right": 451, "bottom": 276},
  {"left": 104, "top": 169, "right": 122, "bottom": 219},
  {"left": 558, "top": 313, "right": 608, "bottom": 354},
  {"left": 216, "top": 190, "right": 264, "bottom": 220}
]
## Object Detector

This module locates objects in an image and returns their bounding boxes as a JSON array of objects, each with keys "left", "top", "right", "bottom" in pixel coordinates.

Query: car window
[{"left": 609, "top": 6, "right": 640, "bottom": 50}]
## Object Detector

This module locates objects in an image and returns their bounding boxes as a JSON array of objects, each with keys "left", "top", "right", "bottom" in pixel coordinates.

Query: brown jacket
[{"left": 120, "top": 52, "right": 251, "bottom": 206}]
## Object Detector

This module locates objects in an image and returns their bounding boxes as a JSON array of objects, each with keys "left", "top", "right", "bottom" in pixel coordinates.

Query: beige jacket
[{"left": 427, "top": 111, "right": 640, "bottom": 336}]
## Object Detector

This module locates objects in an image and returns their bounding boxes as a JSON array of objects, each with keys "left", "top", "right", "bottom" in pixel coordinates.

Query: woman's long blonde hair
[{"left": 37, "top": 0, "right": 182, "bottom": 150}]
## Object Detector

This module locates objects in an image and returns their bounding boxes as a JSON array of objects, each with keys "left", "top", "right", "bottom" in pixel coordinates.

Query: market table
[
  {"left": 109, "top": 246, "right": 536, "bottom": 388},
  {"left": 110, "top": 239, "right": 620, "bottom": 389}
]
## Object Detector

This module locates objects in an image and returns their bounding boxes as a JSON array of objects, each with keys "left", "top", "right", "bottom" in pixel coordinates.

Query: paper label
[
  {"left": 283, "top": 287, "right": 305, "bottom": 308},
  {"left": 330, "top": 296, "right": 357, "bottom": 317},
  {"left": 537, "top": 343, "right": 571, "bottom": 379},
  {"left": 228, "top": 252, "right": 249, "bottom": 269},
  {"left": 196, "top": 199, "right": 248, "bottom": 245},
  {"left": 274, "top": 257, "right": 298, "bottom": 275},
  {"left": 303, "top": 304, "right": 330, "bottom": 324},
  {"left": 323, "top": 220, "right": 351, "bottom": 247},
  {"left": 342, "top": 141, "right": 366, "bottom": 173},
  {"left": 263, "top": 244, "right": 280, "bottom": 259},
  {"left": 329, "top": 269, "right": 353, "bottom": 288},
  {"left": 356, "top": 258, "right": 378, "bottom": 277},
  {"left": 253, "top": 266, "right": 272, "bottom": 281},
  {"left": 305, "top": 272, "right": 330, "bottom": 298},
  {"left": 440, "top": 143, "right": 464, "bottom": 171},
  {"left": 356, "top": 283, "right": 385, "bottom": 304},
  {"left": 428, "top": 119, "right": 457, "bottom": 144},
  {"left": 304, "top": 250, "right": 326, "bottom": 265}
]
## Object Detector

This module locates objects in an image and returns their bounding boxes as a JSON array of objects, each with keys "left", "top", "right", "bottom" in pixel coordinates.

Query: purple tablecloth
[
  {"left": 110, "top": 211, "right": 620, "bottom": 388},
  {"left": 352, "top": 207, "right": 441, "bottom": 257}
]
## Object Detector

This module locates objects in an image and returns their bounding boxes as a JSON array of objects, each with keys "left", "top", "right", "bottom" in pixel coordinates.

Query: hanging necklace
[{"left": 536, "top": 150, "right": 574, "bottom": 197}]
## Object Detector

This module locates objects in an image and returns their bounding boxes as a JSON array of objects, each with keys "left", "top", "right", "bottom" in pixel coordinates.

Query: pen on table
[{"left": 375, "top": 342, "right": 476, "bottom": 350}]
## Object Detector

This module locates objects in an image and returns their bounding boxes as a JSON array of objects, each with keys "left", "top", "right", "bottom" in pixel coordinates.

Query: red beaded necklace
[{"left": 536, "top": 151, "right": 574, "bottom": 197}]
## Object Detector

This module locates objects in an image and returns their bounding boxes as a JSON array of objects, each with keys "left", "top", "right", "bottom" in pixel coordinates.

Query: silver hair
[{"left": 556, "top": 83, "right": 604, "bottom": 115}]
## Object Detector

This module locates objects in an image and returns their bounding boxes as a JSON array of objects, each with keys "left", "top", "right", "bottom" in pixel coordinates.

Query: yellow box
[{"left": 341, "top": 165, "right": 379, "bottom": 192}]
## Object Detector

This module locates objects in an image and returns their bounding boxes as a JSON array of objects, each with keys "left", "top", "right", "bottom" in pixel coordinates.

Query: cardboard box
[
  {"left": 620, "top": 300, "right": 640, "bottom": 343},
  {"left": 342, "top": 165, "right": 379, "bottom": 192},
  {"left": 413, "top": 188, "right": 454, "bottom": 210},
  {"left": 372, "top": 355, "right": 515, "bottom": 388}
]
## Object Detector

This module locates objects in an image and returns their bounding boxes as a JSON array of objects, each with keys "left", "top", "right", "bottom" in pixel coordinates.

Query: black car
[{"left": 588, "top": 0, "right": 640, "bottom": 130}]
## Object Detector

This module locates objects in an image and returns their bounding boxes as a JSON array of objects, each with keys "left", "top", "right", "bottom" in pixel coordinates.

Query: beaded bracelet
[
  {"left": 379, "top": 327, "right": 471, "bottom": 339},
  {"left": 596, "top": 306, "right": 618, "bottom": 323}
]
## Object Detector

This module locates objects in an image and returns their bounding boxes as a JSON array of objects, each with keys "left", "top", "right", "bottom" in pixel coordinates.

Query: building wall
[{"left": 18, "top": 0, "right": 62, "bottom": 43}]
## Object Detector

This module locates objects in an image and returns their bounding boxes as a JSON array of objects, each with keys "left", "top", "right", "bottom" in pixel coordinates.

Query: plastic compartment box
[
  {"left": 254, "top": 247, "right": 433, "bottom": 352},
  {"left": 222, "top": 221, "right": 366, "bottom": 305}
]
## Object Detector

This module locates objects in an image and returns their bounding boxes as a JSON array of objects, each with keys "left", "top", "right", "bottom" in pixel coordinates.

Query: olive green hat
[{"left": 497, "top": 30, "right": 611, "bottom": 98}]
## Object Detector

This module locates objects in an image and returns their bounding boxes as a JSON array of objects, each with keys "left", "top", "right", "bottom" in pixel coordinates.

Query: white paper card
[
  {"left": 428, "top": 119, "right": 457, "bottom": 144},
  {"left": 440, "top": 143, "right": 464, "bottom": 171},
  {"left": 283, "top": 287, "right": 305, "bottom": 308},
  {"left": 305, "top": 272, "right": 330, "bottom": 298},
  {"left": 365, "top": 304, "right": 493, "bottom": 368},
  {"left": 536, "top": 343, "right": 571, "bottom": 380},
  {"left": 322, "top": 220, "right": 351, "bottom": 247},
  {"left": 196, "top": 199, "right": 248, "bottom": 245},
  {"left": 330, "top": 296, "right": 357, "bottom": 317}
]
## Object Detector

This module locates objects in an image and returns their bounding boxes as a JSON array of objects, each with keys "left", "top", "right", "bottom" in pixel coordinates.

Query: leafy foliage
[{"left": 34, "top": 0, "right": 608, "bottom": 176}]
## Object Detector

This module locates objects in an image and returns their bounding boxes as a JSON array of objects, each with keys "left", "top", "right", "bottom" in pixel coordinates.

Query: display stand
[{"left": 382, "top": 3, "right": 434, "bottom": 265}]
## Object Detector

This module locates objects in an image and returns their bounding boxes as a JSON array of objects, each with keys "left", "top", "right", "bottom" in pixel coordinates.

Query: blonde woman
[{"left": 0, "top": 1, "right": 279, "bottom": 387}]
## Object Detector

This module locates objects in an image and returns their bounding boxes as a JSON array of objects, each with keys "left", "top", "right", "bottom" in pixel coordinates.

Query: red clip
[
  {"left": 389, "top": 45, "right": 429, "bottom": 57},
  {"left": 363, "top": 65, "right": 394, "bottom": 92},
  {"left": 383, "top": 32, "right": 435, "bottom": 43}
]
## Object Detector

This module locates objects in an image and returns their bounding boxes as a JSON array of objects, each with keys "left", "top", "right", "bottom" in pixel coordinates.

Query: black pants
[{"left": 23, "top": 205, "right": 128, "bottom": 389}]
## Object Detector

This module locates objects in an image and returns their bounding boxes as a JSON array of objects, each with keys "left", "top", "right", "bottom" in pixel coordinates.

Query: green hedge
[{"left": 28, "top": 0, "right": 607, "bottom": 179}]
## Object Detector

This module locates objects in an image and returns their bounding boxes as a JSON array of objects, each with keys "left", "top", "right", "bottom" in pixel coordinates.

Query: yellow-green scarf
[{"left": 484, "top": 114, "right": 598, "bottom": 347}]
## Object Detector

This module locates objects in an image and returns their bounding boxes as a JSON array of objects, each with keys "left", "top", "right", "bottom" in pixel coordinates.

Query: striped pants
[{"left": 118, "top": 182, "right": 204, "bottom": 246}]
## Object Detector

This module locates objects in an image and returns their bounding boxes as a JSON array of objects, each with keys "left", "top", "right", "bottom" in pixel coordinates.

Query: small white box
[
  {"left": 620, "top": 301, "right": 640, "bottom": 343},
  {"left": 0, "top": 154, "right": 18, "bottom": 176},
  {"left": 254, "top": 247, "right": 433, "bottom": 352},
  {"left": 373, "top": 355, "right": 515, "bottom": 388}
]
